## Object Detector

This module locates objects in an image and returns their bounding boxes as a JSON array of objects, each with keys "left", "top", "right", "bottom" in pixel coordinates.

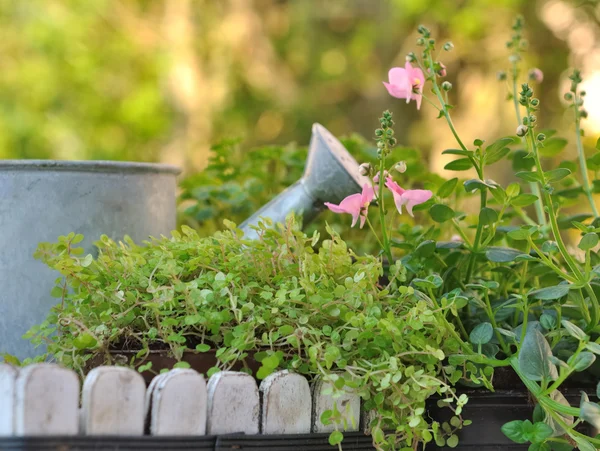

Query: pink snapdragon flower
[
  {"left": 384, "top": 177, "right": 432, "bottom": 217},
  {"left": 325, "top": 184, "right": 374, "bottom": 228},
  {"left": 383, "top": 62, "right": 425, "bottom": 109}
]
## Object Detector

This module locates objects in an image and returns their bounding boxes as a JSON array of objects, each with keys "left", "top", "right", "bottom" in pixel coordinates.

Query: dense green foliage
[{"left": 27, "top": 221, "right": 470, "bottom": 448}]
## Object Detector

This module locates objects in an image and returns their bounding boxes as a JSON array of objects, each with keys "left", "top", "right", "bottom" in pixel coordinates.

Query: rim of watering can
[{"left": 0, "top": 160, "right": 181, "bottom": 175}]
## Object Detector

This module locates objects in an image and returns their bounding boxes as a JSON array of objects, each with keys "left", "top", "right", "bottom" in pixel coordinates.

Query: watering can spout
[{"left": 239, "top": 123, "right": 369, "bottom": 239}]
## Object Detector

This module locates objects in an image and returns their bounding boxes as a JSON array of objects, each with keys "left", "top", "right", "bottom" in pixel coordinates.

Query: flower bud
[
  {"left": 581, "top": 109, "right": 588, "bottom": 119},
  {"left": 373, "top": 170, "right": 389, "bottom": 184},
  {"left": 531, "top": 98, "right": 539, "bottom": 107},
  {"left": 516, "top": 125, "right": 528, "bottom": 137},
  {"left": 358, "top": 163, "right": 372, "bottom": 176},
  {"left": 436, "top": 62, "right": 447, "bottom": 77},
  {"left": 394, "top": 161, "right": 407, "bottom": 173},
  {"left": 406, "top": 52, "right": 417, "bottom": 63},
  {"left": 536, "top": 133, "right": 546, "bottom": 142},
  {"left": 509, "top": 54, "right": 521, "bottom": 64},
  {"left": 528, "top": 68, "right": 543, "bottom": 83},
  {"left": 564, "top": 92, "right": 573, "bottom": 101},
  {"left": 417, "top": 25, "right": 430, "bottom": 37},
  {"left": 497, "top": 71, "right": 507, "bottom": 81},
  {"left": 522, "top": 117, "right": 529, "bottom": 125},
  {"left": 581, "top": 90, "right": 587, "bottom": 97},
  {"left": 377, "top": 141, "right": 384, "bottom": 149},
  {"left": 529, "top": 114, "right": 537, "bottom": 123},
  {"left": 416, "top": 37, "right": 425, "bottom": 46},
  {"left": 375, "top": 128, "right": 383, "bottom": 137},
  {"left": 428, "top": 39, "right": 435, "bottom": 46},
  {"left": 443, "top": 42, "right": 454, "bottom": 51},
  {"left": 441, "top": 81, "right": 452, "bottom": 91}
]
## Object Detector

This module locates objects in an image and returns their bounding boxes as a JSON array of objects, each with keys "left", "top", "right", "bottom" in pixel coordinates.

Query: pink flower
[
  {"left": 325, "top": 184, "right": 374, "bottom": 228},
  {"left": 384, "top": 177, "right": 432, "bottom": 217},
  {"left": 383, "top": 62, "right": 426, "bottom": 109},
  {"left": 529, "top": 68, "right": 543, "bottom": 83}
]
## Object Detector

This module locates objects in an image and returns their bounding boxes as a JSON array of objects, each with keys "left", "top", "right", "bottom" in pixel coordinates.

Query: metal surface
[
  {"left": 239, "top": 123, "right": 368, "bottom": 239},
  {"left": 0, "top": 160, "right": 180, "bottom": 359}
]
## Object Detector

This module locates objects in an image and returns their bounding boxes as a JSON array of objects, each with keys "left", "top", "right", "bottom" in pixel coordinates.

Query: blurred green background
[{"left": 1, "top": 0, "right": 599, "bottom": 239}]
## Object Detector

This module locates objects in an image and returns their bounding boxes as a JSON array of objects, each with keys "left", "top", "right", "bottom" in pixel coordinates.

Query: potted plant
[{"left": 18, "top": 17, "right": 600, "bottom": 451}]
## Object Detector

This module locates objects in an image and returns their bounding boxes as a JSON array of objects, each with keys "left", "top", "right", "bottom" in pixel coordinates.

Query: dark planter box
[{"left": 0, "top": 432, "right": 374, "bottom": 451}]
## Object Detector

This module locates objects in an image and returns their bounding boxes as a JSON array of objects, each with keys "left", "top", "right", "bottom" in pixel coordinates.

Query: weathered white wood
[
  {"left": 148, "top": 369, "right": 207, "bottom": 436},
  {"left": 260, "top": 370, "right": 311, "bottom": 434},
  {"left": 0, "top": 365, "right": 17, "bottom": 436},
  {"left": 14, "top": 363, "right": 79, "bottom": 436},
  {"left": 311, "top": 377, "right": 360, "bottom": 433},
  {"left": 206, "top": 371, "right": 259, "bottom": 435},
  {"left": 81, "top": 366, "right": 145, "bottom": 435}
]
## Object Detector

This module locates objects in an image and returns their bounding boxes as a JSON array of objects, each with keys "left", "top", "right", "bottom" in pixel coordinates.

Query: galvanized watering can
[{"left": 240, "top": 124, "right": 368, "bottom": 239}]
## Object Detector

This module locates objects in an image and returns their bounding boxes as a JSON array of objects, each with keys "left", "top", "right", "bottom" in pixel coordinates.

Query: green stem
[
  {"left": 574, "top": 93, "right": 599, "bottom": 218},
  {"left": 525, "top": 110, "right": 585, "bottom": 281},
  {"left": 511, "top": 62, "right": 546, "bottom": 226},
  {"left": 483, "top": 292, "right": 509, "bottom": 355},
  {"left": 542, "top": 341, "right": 587, "bottom": 396},
  {"left": 365, "top": 217, "right": 386, "bottom": 251},
  {"left": 426, "top": 50, "right": 485, "bottom": 284},
  {"left": 377, "top": 156, "right": 394, "bottom": 263}
]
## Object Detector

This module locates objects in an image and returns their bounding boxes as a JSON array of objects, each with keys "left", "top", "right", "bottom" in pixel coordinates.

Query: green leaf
[
  {"left": 596, "top": 137, "right": 600, "bottom": 150},
  {"left": 513, "top": 150, "right": 535, "bottom": 171},
  {"left": 446, "top": 434, "right": 459, "bottom": 448},
  {"left": 479, "top": 208, "right": 498, "bottom": 225},
  {"left": 580, "top": 402, "right": 600, "bottom": 429},
  {"left": 195, "top": 344, "right": 211, "bottom": 352},
  {"left": 528, "top": 443, "right": 551, "bottom": 451},
  {"left": 501, "top": 420, "right": 528, "bottom": 444},
  {"left": 173, "top": 361, "right": 191, "bottom": 369},
  {"left": 437, "top": 178, "right": 458, "bottom": 198},
  {"left": 585, "top": 341, "right": 600, "bottom": 355},
  {"left": 486, "top": 136, "right": 517, "bottom": 153},
  {"left": 539, "top": 314, "right": 557, "bottom": 330},
  {"left": 538, "top": 137, "right": 568, "bottom": 157},
  {"left": 569, "top": 352, "right": 596, "bottom": 372},
  {"left": 561, "top": 320, "right": 588, "bottom": 341},
  {"left": 516, "top": 171, "right": 542, "bottom": 183},
  {"left": 545, "top": 168, "right": 572, "bottom": 184},
  {"left": 429, "top": 204, "right": 455, "bottom": 223},
  {"left": 328, "top": 431, "right": 344, "bottom": 446},
  {"left": 511, "top": 194, "right": 539, "bottom": 207},
  {"left": 518, "top": 329, "right": 558, "bottom": 381},
  {"left": 73, "top": 333, "right": 98, "bottom": 350},
  {"left": 485, "top": 247, "right": 523, "bottom": 263},
  {"left": 529, "top": 422, "right": 554, "bottom": 443},
  {"left": 529, "top": 285, "right": 570, "bottom": 300},
  {"left": 464, "top": 178, "right": 497, "bottom": 193},
  {"left": 444, "top": 158, "right": 473, "bottom": 171},
  {"left": 597, "top": 381, "right": 600, "bottom": 399},
  {"left": 579, "top": 233, "right": 599, "bottom": 250},
  {"left": 470, "top": 322, "right": 493, "bottom": 345},
  {"left": 574, "top": 437, "right": 596, "bottom": 451},
  {"left": 486, "top": 147, "right": 510, "bottom": 165},
  {"left": 442, "top": 149, "right": 472, "bottom": 157}
]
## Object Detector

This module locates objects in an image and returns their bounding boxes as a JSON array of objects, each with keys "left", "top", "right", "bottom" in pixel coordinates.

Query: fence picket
[
  {"left": 81, "top": 366, "right": 145, "bottom": 435},
  {"left": 260, "top": 370, "right": 311, "bottom": 434},
  {"left": 14, "top": 364, "right": 79, "bottom": 436},
  {"left": 148, "top": 369, "right": 207, "bottom": 436},
  {"left": 311, "top": 377, "right": 361, "bottom": 433},
  {"left": 206, "top": 371, "right": 259, "bottom": 435},
  {"left": 0, "top": 365, "right": 17, "bottom": 436}
]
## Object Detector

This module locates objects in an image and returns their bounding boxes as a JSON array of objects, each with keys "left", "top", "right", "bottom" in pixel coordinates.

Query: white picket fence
[{"left": 0, "top": 364, "right": 361, "bottom": 436}]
